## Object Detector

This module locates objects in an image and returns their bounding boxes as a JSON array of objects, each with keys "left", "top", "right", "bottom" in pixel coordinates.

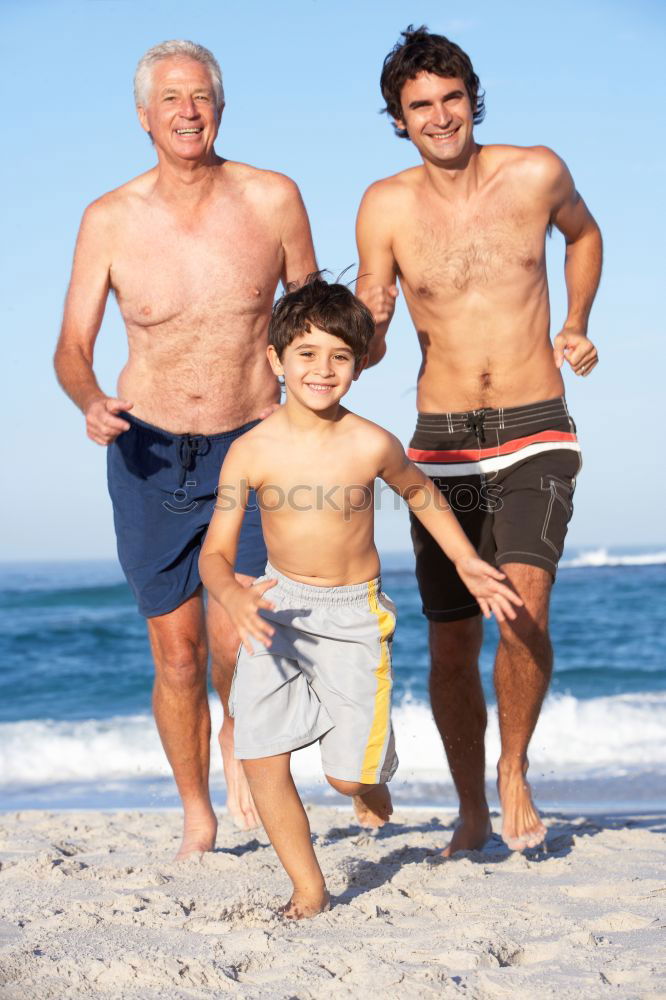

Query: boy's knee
[{"left": 325, "top": 775, "right": 374, "bottom": 797}]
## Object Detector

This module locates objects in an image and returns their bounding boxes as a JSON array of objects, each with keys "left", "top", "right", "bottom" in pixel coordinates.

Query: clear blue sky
[{"left": 1, "top": 0, "right": 664, "bottom": 559}]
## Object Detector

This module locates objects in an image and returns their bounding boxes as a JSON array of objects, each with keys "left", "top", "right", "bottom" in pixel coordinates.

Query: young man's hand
[
  {"left": 225, "top": 579, "right": 278, "bottom": 654},
  {"left": 357, "top": 284, "right": 399, "bottom": 324},
  {"left": 553, "top": 326, "right": 599, "bottom": 376},
  {"left": 455, "top": 556, "right": 524, "bottom": 622}
]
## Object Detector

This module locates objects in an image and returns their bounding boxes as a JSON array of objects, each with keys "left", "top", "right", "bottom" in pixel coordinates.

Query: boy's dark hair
[
  {"left": 269, "top": 272, "right": 374, "bottom": 363},
  {"left": 381, "top": 25, "right": 485, "bottom": 139}
]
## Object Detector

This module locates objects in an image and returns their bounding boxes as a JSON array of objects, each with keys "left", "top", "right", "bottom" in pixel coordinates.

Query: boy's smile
[{"left": 268, "top": 326, "right": 365, "bottom": 414}]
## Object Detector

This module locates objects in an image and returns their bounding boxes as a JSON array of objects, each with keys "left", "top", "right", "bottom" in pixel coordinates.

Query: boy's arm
[
  {"left": 355, "top": 184, "right": 399, "bottom": 367},
  {"left": 377, "top": 433, "right": 523, "bottom": 621},
  {"left": 198, "top": 441, "right": 276, "bottom": 652}
]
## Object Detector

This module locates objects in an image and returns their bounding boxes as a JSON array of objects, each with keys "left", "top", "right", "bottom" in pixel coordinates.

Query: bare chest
[
  {"left": 111, "top": 200, "right": 282, "bottom": 327},
  {"left": 257, "top": 450, "right": 376, "bottom": 519},
  {"left": 396, "top": 194, "right": 545, "bottom": 298}
]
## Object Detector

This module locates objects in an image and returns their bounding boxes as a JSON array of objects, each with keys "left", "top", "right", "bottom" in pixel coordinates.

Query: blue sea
[{"left": 1, "top": 548, "right": 664, "bottom": 813}]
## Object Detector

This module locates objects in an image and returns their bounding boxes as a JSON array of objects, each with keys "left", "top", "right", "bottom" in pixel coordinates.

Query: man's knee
[
  {"left": 498, "top": 613, "right": 551, "bottom": 656},
  {"left": 153, "top": 641, "right": 208, "bottom": 693},
  {"left": 325, "top": 775, "right": 369, "bottom": 797},
  {"left": 429, "top": 616, "right": 483, "bottom": 676}
]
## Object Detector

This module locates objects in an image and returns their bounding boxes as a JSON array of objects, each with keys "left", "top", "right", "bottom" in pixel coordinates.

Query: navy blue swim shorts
[{"left": 107, "top": 413, "right": 267, "bottom": 618}]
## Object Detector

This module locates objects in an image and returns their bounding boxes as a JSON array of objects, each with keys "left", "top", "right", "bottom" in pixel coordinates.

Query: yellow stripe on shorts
[{"left": 360, "top": 580, "right": 393, "bottom": 783}]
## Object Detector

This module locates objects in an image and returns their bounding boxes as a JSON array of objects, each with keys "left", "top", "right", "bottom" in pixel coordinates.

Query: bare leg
[
  {"left": 146, "top": 592, "right": 217, "bottom": 860},
  {"left": 208, "top": 573, "right": 261, "bottom": 831},
  {"left": 494, "top": 563, "right": 552, "bottom": 850},
  {"left": 329, "top": 776, "right": 393, "bottom": 829},
  {"left": 429, "top": 617, "right": 492, "bottom": 856},
  {"left": 243, "top": 754, "right": 329, "bottom": 919}
]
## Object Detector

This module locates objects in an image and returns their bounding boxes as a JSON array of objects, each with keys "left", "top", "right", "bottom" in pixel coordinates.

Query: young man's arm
[
  {"left": 377, "top": 432, "right": 522, "bottom": 621},
  {"left": 54, "top": 199, "right": 134, "bottom": 445},
  {"left": 199, "top": 441, "right": 276, "bottom": 652},
  {"left": 538, "top": 148, "right": 603, "bottom": 376},
  {"left": 355, "top": 183, "right": 399, "bottom": 367}
]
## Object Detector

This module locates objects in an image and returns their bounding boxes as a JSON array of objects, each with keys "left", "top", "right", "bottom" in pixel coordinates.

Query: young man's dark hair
[
  {"left": 269, "top": 272, "right": 374, "bottom": 363},
  {"left": 380, "top": 25, "right": 485, "bottom": 139}
]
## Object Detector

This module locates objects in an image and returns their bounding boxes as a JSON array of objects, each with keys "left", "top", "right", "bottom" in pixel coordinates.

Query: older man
[
  {"left": 55, "top": 40, "right": 316, "bottom": 858},
  {"left": 357, "top": 27, "right": 602, "bottom": 854}
]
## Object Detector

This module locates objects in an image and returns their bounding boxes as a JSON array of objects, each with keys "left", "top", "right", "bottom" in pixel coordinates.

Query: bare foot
[
  {"left": 440, "top": 808, "right": 492, "bottom": 857},
  {"left": 175, "top": 808, "right": 218, "bottom": 861},
  {"left": 219, "top": 721, "right": 261, "bottom": 830},
  {"left": 279, "top": 888, "right": 331, "bottom": 920},
  {"left": 352, "top": 783, "right": 393, "bottom": 829},
  {"left": 497, "top": 762, "right": 547, "bottom": 850}
]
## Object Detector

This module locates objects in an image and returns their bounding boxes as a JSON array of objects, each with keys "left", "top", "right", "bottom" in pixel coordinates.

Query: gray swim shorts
[{"left": 230, "top": 563, "right": 399, "bottom": 784}]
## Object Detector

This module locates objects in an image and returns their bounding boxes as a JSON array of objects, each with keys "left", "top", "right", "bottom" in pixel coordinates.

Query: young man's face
[
  {"left": 395, "top": 72, "right": 475, "bottom": 166},
  {"left": 137, "top": 56, "right": 221, "bottom": 161},
  {"left": 268, "top": 327, "right": 365, "bottom": 413}
]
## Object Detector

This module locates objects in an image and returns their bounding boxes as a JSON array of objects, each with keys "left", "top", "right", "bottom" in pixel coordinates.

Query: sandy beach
[{"left": 0, "top": 807, "right": 664, "bottom": 999}]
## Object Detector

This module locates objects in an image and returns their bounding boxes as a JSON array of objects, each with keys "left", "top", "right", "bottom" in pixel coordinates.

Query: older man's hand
[{"left": 85, "top": 396, "right": 134, "bottom": 445}]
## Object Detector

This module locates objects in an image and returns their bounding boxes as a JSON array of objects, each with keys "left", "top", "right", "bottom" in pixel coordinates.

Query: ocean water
[{"left": 1, "top": 549, "right": 665, "bottom": 812}]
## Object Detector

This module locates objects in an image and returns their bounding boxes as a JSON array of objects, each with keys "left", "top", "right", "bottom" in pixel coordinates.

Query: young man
[
  {"left": 54, "top": 40, "right": 317, "bottom": 857},
  {"left": 356, "top": 26, "right": 602, "bottom": 853},
  {"left": 199, "top": 275, "right": 522, "bottom": 919}
]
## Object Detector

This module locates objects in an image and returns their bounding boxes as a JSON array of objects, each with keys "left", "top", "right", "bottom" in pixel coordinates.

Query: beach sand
[{"left": 0, "top": 807, "right": 664, "bottom": 999}]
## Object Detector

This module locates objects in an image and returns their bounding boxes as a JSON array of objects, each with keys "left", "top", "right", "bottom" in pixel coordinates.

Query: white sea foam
[
  {"left": 1, "top": 692, "right": 664, "bottom": 792},
  {"left": 560, "top": 548, "right": 666, "bottom": 568}
]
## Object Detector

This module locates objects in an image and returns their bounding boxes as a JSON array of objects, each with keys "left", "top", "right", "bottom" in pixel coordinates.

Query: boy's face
[{"left": 268, "top": 326, "right": 366, "bottom": 412}]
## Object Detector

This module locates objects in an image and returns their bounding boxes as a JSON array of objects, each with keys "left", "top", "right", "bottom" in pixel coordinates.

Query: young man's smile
[{"left": 396, "top": 72, "right": 473, "bottom": 165}]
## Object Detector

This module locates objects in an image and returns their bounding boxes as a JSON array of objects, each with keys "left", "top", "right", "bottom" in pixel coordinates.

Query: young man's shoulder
[
  {"left": 485, "top": 143, "right": 569, "bottom": 187},
  {"left": 360, "top": 167, "right": 424, "bottom": 207}
]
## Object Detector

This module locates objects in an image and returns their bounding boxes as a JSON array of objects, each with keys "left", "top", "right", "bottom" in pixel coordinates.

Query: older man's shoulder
[
  {"left": 82, "top": 169, "right": 159, "bottom": 223},
  {"left": 222, "top": 160, "right": 303, "bottom": 207}
]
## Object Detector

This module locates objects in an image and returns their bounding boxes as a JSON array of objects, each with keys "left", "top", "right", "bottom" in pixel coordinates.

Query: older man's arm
[
  {"left": 275, "top": 176, "right": 317, "bottom": 289},
  {"left": 54, "top": 198, "right": 133, "bottom": 445}
]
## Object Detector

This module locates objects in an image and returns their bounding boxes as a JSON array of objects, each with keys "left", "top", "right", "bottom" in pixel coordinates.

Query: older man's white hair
[{"left": 134, "top": 40, "right": 224, "bottom": 110}]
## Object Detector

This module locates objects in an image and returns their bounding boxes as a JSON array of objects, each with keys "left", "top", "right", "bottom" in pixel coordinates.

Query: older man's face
[{"left": 138, "top": 56, "right": 222, "bottom": 161}]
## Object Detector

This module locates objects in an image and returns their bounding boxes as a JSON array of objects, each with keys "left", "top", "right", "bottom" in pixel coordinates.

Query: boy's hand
[
  {"left": 455, "top": 556, "right": 524, "bottom": 622},
  {"left": 225, "top": 579, "right": 278, "bottom": 654}
]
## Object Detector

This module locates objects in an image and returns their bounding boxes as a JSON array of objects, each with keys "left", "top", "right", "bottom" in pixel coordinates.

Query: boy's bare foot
[
  {"left": 439, "top": 808, "right": 492, "bottom": 857},
  {"left": 497, "top": 760, "right": 547, "bottom": 850},
  {"left": 175, "top": 807, "right": 218, "bottom": 861},
  {"left": 219, "top": 721, "right": 261, "bottom": 830},
  {"left": 279, "top": 888, "right": 331, "bottom": 920},
  {"left": 352, "top": 783, "right": 393, "bottom": 828}
]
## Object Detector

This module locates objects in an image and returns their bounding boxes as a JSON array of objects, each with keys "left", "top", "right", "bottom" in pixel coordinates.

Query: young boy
[{"left": 199, "top": 275, "right": 522, "bottom": 919}]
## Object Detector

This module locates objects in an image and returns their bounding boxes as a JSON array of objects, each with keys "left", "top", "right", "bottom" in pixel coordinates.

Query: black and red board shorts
[{"left": 407, "top": 396, "right": 582, "bottom": 622}]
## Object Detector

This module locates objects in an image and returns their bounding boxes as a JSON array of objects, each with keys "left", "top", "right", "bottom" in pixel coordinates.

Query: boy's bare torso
[
  {"left": 236, "top": 409, "right": 386, "bottom": 586},
  {"left": 375, "top": 146, "right": 565, "bottom": 411},
  {"left": 104, "top": 161, "right": 284, "bottom": 433}
]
